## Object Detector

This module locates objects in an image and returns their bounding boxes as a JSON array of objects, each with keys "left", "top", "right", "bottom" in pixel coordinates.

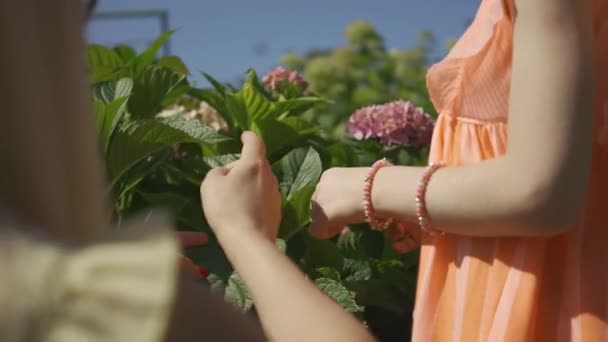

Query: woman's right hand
[
  {"left": 385, "top": 222, "right": 421, "bottom": 254},
  {"left": 200, "top": 132, "right": 281, "bottom": 241}
]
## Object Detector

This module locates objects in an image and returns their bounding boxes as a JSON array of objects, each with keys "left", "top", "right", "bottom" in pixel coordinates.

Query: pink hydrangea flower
[
  {"left": 347, "top": 100, "right": 434, "bottom": 148},
  {"left": 262, "top": 66, "right": 308, "bottom": 92}
]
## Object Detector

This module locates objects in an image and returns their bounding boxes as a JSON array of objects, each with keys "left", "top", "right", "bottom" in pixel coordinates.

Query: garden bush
[{"left": 87, "top": 22, "right": 442, "bottom": 341}]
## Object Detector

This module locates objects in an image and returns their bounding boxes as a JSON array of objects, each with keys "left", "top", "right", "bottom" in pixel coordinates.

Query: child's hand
[
  {"left": 200, "top": 132, "right": 281, "bottom": 241},
  {"left": 309, "top": 167, "right": 369, "bottom": 239}
]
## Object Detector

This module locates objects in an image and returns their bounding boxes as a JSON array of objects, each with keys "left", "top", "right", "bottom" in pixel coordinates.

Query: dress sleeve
[{"left": 0, "top": 211, "right": 180, "bottom": 342}]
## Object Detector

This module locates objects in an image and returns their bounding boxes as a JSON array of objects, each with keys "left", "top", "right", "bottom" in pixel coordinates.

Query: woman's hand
[
  {"left": 385, "top": 222, "right": 421, "bottom": 254},
  {"left": 200, "top": 131, "right": 281, "bottom": 241},
  {"left": 309, "top": 167, "right": 369, "bottom": 239}
]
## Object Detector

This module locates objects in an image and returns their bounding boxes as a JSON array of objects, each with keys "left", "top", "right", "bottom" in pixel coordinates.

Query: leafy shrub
[{"left": 88, "top": 22, "right": 438, "bottom": 340}]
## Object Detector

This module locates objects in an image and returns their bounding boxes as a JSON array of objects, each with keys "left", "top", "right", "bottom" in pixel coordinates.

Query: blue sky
[{"left": 87, "top": 0, "right": 480, "bottom": 84}]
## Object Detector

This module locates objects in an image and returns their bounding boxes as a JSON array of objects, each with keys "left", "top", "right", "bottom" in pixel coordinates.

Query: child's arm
[
  {"left": 201, "top": 133, "right": 376, "bottom": 342},
  {"left": 311, "top": 0, "right": 595, "bottom": 237}
]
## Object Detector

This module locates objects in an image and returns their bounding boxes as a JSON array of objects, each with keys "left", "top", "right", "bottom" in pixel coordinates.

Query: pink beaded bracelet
[
  {"left": 416, "top": 162, "right": 446, "bottom": 235},
  {"left": 363, "top": 159, "right": 393, "bottom": 231}
]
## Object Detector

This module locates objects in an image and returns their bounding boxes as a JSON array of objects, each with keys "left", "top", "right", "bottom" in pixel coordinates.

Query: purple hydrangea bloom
[
  {"left": 262, "top": 66, "right": 309, "bottom": 92},
  {"left": 347, "top": 100, "right": 434, "bottom": 148}
]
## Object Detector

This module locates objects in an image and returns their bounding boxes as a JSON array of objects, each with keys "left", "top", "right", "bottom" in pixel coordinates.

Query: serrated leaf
[
  {"left": 343, "top": 259, "right": 372, "bottom": 282},
  {"left": 86, "top": 44, "right": 125, "bottom": 83},
  {"left": 107, "top": 118, "right": 228, "bottom": 184},
  {"left": 158, "top": 55, "right": 189, "bottom": 74},
  {"left": 200, "top": 71, "right": 227, "bottom": 94},
  {"left": 225, "top": 92, "right": 248, "bottom": 129},
  {"left": 94, "top": 96, "right": 130, "bottom": 154},
  {"left": 225, "top": 272, "right": 254, "bottom": 312},
  {"left": 203, "top": 154, "right": 240, "bottom": 168},
  {"left": 316, "top": 267, "right": 341, "bottom": 281},
  {"left": 315, "top": 277, "right": 363, "bottom": 313},
  {"left": 94, "top": 78, "right": 133, "bottom": 104},
  {"left": 305, "top": 236, "right": 344, "bottom": 271},
  {"left": 128, "top": 65, "right": 186, "bottom": 118},
  {"left": 131, "top": 30, "right": 175, "bottom": 75},
  {"left": 153, "top": 117, "right": 230, "bottom": 144},
  {"left": 190, "top": 88, "right": 232, "bottom": 128},
  {"left": 279, "top": 186, "right": 315, "bottom": 240},
  {"left": 276, "top": 147, "right": 322, "bottom": 199},
  {"left": 252, "top": 118, "right": 318, "bottom": 156},
  {"left": 114, "top": 45, "right": 137, "bottom": 63},
  {"left": 346, "top": 279, "right": 407, "bottom": 314},
  {"left": 266, "top": 96, "right": 329, "bottom": 118},
  {"left": 242, "top": 70, "right": 274, "bottom": 121}
]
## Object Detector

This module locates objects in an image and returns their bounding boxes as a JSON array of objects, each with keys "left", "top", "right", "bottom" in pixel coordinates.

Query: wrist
[
  {"left": 213, "top": 221, "right": 270, "bottom": 248},
  {"left": 371, "top": 166, "right": 420, "bottom": 223}
]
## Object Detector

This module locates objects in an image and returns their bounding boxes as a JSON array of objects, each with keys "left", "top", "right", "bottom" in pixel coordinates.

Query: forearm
[
  {"left": 217, "top": 228, "right": 375, "bottom": 342},
  {"left": 374, "top": 2, "right": 593, "bottom": 238},
  {"left": 373, "top": 156, "right": 567, "bottom": 237}
]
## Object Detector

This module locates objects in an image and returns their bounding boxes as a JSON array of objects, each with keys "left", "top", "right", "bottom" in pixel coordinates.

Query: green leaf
[
  {"left": 252, "top": 117, "right": 319, "bottom": 156},
  {"left": 131, "top": 30, "right": 175, "bottom": 75},
  {"left": 315, "top": 277, "right": 363, "bottom": 313},
  {"left": 200, "top": 71, "right": 227, "bottom": 94},
  {"left": 107, "top": 118, "right": 229, "bottom": 183},
  {"left": 137, "top": 191, "right": 191, "bottom": 214},
  {"left": 190, "top": 88, "right": 232, "bottom": 128},
  {"left": 225, "top": 272, "right": 254, "bottom": 312},
  {"left": 128, "top": 65, "right": 186, "bottom": 118},
  {"left": 266, "top": 97, "right": 329, "bottom": 118},
  {"left": 316, "top": 267, "right": 342, "bottom": 281},
  {"left": 94, "top": 96, "right": 130, "bottom": 153},
  {"left": 346, "top": 279, "right": 407, "bottom": 314},
  {"left": 224, "top": 92, "right": 248, "bottom": 129},
  {"left": 373, "top": 259, "right": 417, "bottom": 298},
  {"left": 275, "top": 238, "right": 287, "bottom": 253},
  {"left": 149, "top": 117, "right": 230, "bottom": 144},
  {"left": 114, "top": 45, "right": 137, "bottom": 63},
  {"left": 203, "top": 154, "right": 240, "bottom": 168},
  {"left": 86, "top": 44, "right": 125, "bottom": 83},
  {"left": 279, "top": 185, "right": 315, "bottom": 240},
  {"left": 241, "top": 70, "right": 273, "bottom": 121},
  {"left": 305, "top": 236, "right": 344, "bottom": 271},
  {"left": 342, "top": 258, "right": 372, "bottom": 282},
  {"left": 94, "top": 78, "right": 134, "bottom": 104},
  {"left": 276, "top": 147, "right": 322, "bottom": 199},
  {"left": 116, "top": 149, "right": 171, "bottom": 198},
  {"left": 102, "top": 97, "right": 130, "bottom": 153},
  {"left": 158, "top": 55, "right": 189, "bottom": 74},
  {"left": 161, "top": 83, "right": 191, "bottom": 107}
]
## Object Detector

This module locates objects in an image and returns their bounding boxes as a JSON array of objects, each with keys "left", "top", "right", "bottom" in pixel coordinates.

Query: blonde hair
[{"left": 0, "top": 0, "right": 108, "bottom": 240}]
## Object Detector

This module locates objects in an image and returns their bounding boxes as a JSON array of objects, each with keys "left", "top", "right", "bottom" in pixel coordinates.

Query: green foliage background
[{"left": 88, "top": 21, "right": 448, "bottom": 341}]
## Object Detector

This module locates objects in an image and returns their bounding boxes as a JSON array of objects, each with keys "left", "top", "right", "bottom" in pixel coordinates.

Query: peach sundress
[{"left": 414, "top": 0, "right": 608, "bottom": 341}]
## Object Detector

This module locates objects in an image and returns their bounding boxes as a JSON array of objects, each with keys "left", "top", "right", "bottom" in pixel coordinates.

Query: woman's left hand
[{"left": 177, "top": 231, "right": 209, "bottom": 280}]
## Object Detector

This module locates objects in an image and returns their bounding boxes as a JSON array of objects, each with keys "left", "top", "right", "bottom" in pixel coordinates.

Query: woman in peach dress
[{"left": 311, "top": 0, "right": 608, "bottom": 340}]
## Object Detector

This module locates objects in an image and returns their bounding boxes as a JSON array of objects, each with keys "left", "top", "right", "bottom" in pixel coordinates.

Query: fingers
[
  {"left": 240, "top": 131, "right": 266, "bottom": 163},
  {"left": 178, "top": 231, "right": 208, "bottom": 247},
  {"left": 386, "top": 222, "right": 421, "bottom": 254},
  {"left": 391, "top": 236, "right": 419, "bottom": 254}
]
